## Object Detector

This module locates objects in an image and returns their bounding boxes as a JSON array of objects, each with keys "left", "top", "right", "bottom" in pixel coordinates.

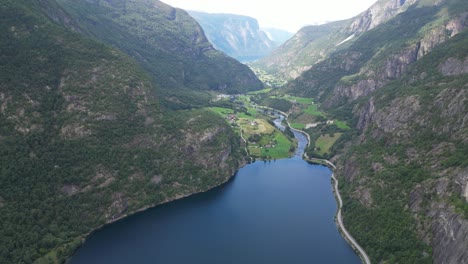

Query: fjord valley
[
  {"left": 187, "top": 11, "right": 289, "bottom": 62},
  {"left": 1, "top": 0, "right": 467, "bottom": 264}
]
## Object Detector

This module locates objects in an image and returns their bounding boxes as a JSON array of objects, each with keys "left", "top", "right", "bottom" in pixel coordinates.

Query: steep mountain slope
[
  {"left": 252, "top": 19, "right": 350, "bottom": 79},
  {"left": 253, "top": 0, "right": 432, "bottom": 79},
  {"left": 338, "top": 30, "right": 468, "bottom": 263},
  {"left": 271, "top": 0, "right": 468, "bottom": 262},
  {"left": 0, "top": 0, "right": 248, "bottom": 263},
  {"left": 55, "top": 0, "right": 263, "bottom": 109},
  {"left": 261, "top": 28, "right": 294, "bottom": 46},
  {"left": 188, "top": 11, "right": 276, "bottom": 62},
  {"left": 287, "top": 0, "right": 467, "bottom": 106}
]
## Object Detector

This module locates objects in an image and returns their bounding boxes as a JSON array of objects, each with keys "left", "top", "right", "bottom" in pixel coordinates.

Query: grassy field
[
  {"left": 209, "top": 103, "right": 295, "bottom": 160},
  {"left": 315, "top": 133, "right": 342, "bottom": 155},
  {"left": 293, "top": 112, "right": 320, "bottom": 124},
  {"left": 290, "top": 123, "right": 306, "bottom": 129},
  {"left": 304, "top": 104, "right": 326, "bottom": 117},
  {"left": 240, "top": 119, "right": 275, "bottom": 137},
  {"left": 209, "top": 107, "right": 234, "bottom": 117},
  {"left": 247, "top": 88, "right": 272, "bottom": 95},
  {"left": 248, "top": 130, "right": 294, "bottom": 159},
  {"left": 219, "top": 92, "right": 353, "bottom": 161},
  {"left": 285, "top": 95, "right": 314, "bottom": 105},
  {"left": 334, "top": 120, "right": 351, "bottom": 130}
]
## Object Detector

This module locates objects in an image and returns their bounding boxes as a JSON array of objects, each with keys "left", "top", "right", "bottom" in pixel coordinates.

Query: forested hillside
[
  {"left": 56, "top": 0, "right": 263, "bottom": 109},
  {"left": 258, "top": 0, "right": 468, "bottom": 262},
  {"left": 0, "top": 0, "right": 252, "bottom": 263}
]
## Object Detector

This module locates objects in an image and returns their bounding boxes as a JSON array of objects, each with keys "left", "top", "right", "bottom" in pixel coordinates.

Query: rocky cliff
[
  {"left": 188, "top": 11, "right": 277, "bottom": 62},
  {"left": 254, "top": 0, "right": 463, "bottom": 81},
  {"left": 266, "top": 0, "right": 468, "bottom": 262},
  {"left": 333, "top": 27, "right": 468, "bottom": 263},
  {"left": 285, "top": 0, "right": 467, "bottom": 106},
  {"left": 343, "top": 51, "right": 468, "bottom": 262},
  {"left": 252, "top": 19, "right": 350, "bottom": 79}
]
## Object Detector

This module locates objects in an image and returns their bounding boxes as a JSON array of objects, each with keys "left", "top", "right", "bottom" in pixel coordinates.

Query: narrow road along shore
[{"left": 306, "top": 158, "right": 371, "bottom": 264}]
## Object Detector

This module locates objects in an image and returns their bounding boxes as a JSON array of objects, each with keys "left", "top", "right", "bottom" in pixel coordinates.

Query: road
[
  {"left": 310, "top": 158, "right": 371, "bottom": 264},
  {"left": 249, "top": 105, "right": 372, "bottom": 264}
]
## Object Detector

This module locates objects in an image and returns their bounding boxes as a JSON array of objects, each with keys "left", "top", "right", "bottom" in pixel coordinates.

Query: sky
[{"left": 161, "top": 0, "right": 378, "bottom": 32}]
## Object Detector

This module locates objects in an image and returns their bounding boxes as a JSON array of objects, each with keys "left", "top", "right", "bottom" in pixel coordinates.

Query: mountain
[
  {"left": 55, "top": 0, "right": 263, "bottom": 109},
  {"left": 252, "top": 19, "right": 350, "bottom": 79},
  {"left": 0, "top": 0, "right": 253, "bottom": 263},
  {"left": 261, "top": 27, "right": 294, "bottom": 45},
  {"left": 252, "top": 0, "right": 442, "bottom": 80},
  {"left": 265, "top": 0, "right": 468, "bottom": 262},
  {"left": 188, "top": 11, "right": 277, "bottom": 62}
]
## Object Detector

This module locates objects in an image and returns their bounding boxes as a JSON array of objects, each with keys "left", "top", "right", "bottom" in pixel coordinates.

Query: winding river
[{"left": 70, "top": 115, "right": 361, "bottom": 264}]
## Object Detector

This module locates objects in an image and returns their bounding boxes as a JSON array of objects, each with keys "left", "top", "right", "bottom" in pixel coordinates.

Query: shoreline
[
  {"left": 270, "top": 108, "right": 371, "bottom": 264},
  {"left": 66, "top": 107, "right": 370, "bottom": 264},
  {"left": 66, "top": 160, "right": 247, "bottom": 263},
  {"left": 305, "top": 157, "right": 371, "bottom": 264}
]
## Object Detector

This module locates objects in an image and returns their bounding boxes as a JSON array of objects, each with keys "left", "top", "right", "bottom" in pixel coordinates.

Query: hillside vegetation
[
  {"left": 257, "top": 0, "right": 468, "bottom": 262},
  {"left": 0, "top": 0, "right": 253, "bottom": 263},
  {"left": 56, "top": 0, "right": 263, "bottom": 109}
]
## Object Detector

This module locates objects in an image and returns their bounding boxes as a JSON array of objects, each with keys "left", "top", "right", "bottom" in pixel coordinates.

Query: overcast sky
[{"left": 161, "top": 0, "right": 378, "bottom": 32}]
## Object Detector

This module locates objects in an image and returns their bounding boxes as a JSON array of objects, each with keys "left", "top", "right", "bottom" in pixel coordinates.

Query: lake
[{"left": 70, "top": 119, "right": 361, "bottom": 264}]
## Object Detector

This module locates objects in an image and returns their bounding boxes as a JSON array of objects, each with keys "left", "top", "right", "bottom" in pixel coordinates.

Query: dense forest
[{"left": 0, "top": 0, "right": 255, "bottom": 262}]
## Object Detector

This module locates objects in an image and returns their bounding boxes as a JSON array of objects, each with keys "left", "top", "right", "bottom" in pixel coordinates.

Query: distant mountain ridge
[
  {"left": 253, "top": 0, "right": 431, "bottom": 79},
  {"left": 188, "top": 11, "right": 279, "bottom": 62},
  {"left": 261, "top": 27, "right": 294, "bottom": 45}
]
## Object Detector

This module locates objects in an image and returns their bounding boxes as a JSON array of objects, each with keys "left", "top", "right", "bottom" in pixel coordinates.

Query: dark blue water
[
  {"left": 70, "top": 158, "right": 360, "bottom": 264},
  {"left": 70, "top": 116, "right": 361, "bottom": 264}
]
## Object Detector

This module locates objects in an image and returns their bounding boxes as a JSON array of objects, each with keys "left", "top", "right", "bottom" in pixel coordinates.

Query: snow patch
[{"left": 337, "top": 34, "right": 355, "bottom": 46}]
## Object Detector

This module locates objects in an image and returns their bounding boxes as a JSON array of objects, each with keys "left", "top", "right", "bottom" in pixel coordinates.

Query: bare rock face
[
  {"left": 409, "top": 185, "right": 425, "bottom": 213},
  {"left": 340, "top": 156, "right": 361, "bottom": 182},
  {"left": 353, "top": 187, "right": 374, "bottom": 208},
  {"left": 446, "top": 12, "right": 468, "bottom": 37},
  {"left": 60, "top": 123, "right": 91, "bottom": 139},
  {"left": 349, "top": 0, "right": 418, "bottom": 33},
  {"left": 373, "top": 95, "right": 422, "bottom": 137},
  {"left": 329, "top": 43, "right": 421, "bottom": 105},
  {"left": 105, "top": 192, "right": 128, "bottom": 222},
  {"left": 452, "top": 167, "right": 468, "bottom": 202},
  {"left": 61, "top": 184, "right": 81, "bottom": 196},
  {"left": 336, "top": 80, "right": 379, "bottom": 103},
  {"left": 355, "top": 95, "right": 422, "bottom": 138},
  {"left": 327, "top": 12, "right": 468, "bottom": 108},
  {"left": 439, "top": 57, "right": 468, "bottom": 76},
  {"left": 188, "top": 11, "right": 276, "bottom": 62},
  {"left": 151, "top": 175, "right": 163, "bottom": 185},
  {"left": 433, "top": 89, "right": 468, "bottom": 141},
  {"left": 383, "top": 44, "right": 420, "bottom": 79},
  {"left": 430, "top": 204, "right": 468, "bottom": 264},
  {"left": 356, "top": 98, "right": 376, "bottom": 131},
  {"left": 418, "top": 13, "right": 468, "bottom": 59}
]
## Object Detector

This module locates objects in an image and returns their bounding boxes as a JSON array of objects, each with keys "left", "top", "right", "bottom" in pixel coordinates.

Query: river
[{"left": 70, "top": 115, "right": 361, "bottom": 264}]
